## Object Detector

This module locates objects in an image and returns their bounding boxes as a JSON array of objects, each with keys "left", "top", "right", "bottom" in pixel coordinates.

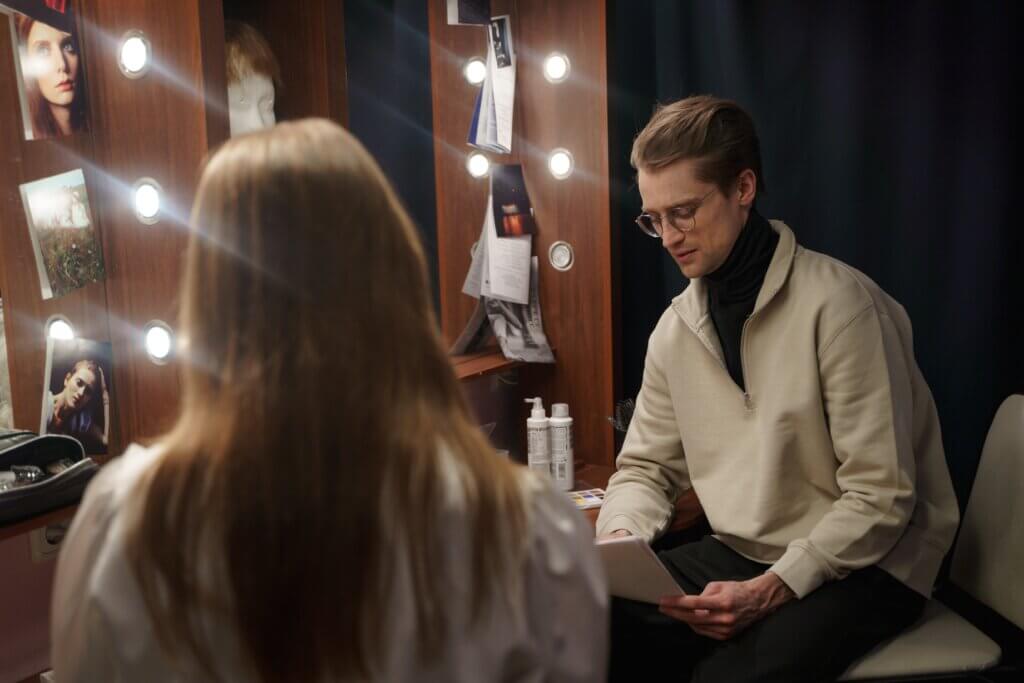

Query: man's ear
[{"left": 737, "top": 169, "right": 757, "bottom": 208}]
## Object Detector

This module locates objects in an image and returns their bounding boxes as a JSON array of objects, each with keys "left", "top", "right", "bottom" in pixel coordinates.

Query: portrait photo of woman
[
  {"left": 40, "top": 337, "right": 112, "bottom": 455},
  {"left": 9, "top": 2, "right": 89, "bottom": 140}
]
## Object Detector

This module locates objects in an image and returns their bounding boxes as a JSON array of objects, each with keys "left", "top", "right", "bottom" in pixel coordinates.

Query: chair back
[{"left": 950, "top": 395, "right": 1024, "bottom": 629}]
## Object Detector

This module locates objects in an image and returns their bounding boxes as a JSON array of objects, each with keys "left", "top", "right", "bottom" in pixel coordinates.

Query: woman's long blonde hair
[{"left": 127, "top": 119, "right": 528, "bottom": 681}]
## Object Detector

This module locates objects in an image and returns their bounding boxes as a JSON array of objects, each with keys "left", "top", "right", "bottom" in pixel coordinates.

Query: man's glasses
[{"left": 635, "top": 188, "right": 716, "bottom": 238}]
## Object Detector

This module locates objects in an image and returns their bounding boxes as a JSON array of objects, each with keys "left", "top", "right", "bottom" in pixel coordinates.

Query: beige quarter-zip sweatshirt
[{"left": 597, "top": 221, "right": 959, "bottom": 598}]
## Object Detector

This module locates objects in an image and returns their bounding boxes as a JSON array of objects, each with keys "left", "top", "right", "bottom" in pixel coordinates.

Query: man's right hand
[{"left": 596, "top": 529, "right": 632, "bottom": 542}]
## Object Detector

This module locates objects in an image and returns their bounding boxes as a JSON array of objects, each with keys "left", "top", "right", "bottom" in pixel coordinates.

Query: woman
[
  {"left": 51, "top": 120, "right": 607, "bottom": 681},
  {"left": 42, "top": 358, "right": 108, "bottom": 454},
  {"left": 16, "top": 13, "right": 88, "bottom": 139}
]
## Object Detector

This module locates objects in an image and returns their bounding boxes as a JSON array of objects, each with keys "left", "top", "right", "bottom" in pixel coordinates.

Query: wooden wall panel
[
  {"left": 73, "top": 0, "right": 227, "bottom": 445},
  {"left": 428, "top": 0, "right": 616, "bottom": 466},
  {"left": 1, "top": 0, "right": 349, "bottom": 460}
]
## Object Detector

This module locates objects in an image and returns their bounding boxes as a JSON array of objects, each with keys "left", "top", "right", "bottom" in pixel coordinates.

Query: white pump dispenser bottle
[{"left": 524, "top": 397, "right": 551, "bottom": 478}]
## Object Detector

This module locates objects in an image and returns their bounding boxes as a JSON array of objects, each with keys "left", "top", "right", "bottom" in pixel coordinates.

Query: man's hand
[{"left": 658, "top": 572, "right": 794, "bottom": 640}]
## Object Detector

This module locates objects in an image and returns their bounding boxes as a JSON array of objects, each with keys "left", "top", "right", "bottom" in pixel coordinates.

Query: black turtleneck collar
[
  {"left": 705, "top": 209, "right": 779, "bottom": 305},
  {"left": 704, "top": 209, "right": 779, "bottom": 391}
]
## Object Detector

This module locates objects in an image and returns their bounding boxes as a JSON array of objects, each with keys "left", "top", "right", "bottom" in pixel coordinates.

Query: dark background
[
  {"left": 344, "top": 0, "right": 439, "bottom": 307},
  {"left": 345, "top": 1, "right": 1023, "bottom": 508}
]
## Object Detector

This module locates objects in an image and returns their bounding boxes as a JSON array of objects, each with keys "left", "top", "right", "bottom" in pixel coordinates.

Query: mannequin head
[{"left": 225, "top": 21, "right": 281, "bottom": 136}]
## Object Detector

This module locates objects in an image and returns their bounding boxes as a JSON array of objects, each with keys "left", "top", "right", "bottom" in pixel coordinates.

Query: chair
[{"left": 839, "top": 395, "right": 1024, "bottom": 680}]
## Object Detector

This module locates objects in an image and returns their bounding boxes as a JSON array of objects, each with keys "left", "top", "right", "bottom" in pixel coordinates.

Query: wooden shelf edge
[
  {"left": 0, "top": 503, "right": 79, "bottom": 543},
  {"left": 451, "top": 349, "right": 522, "bottom": 381}
]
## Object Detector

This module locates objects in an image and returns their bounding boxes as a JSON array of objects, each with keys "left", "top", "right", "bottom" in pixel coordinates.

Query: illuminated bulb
[
  {"left": 466, "top": 152, "right": 490, "bottom": 178},
  {"left": 548, "top": 149, "right": 574, "bottom": 179},
  {"left": 47, "top": 318, "right": 74, "bottom": 340},
  {"left": 119, "top": 33, "right": 150, "bottom": 77},
  {"left": 463, "top": 57, "right": 487, "bottom": 86},
  {"left": 144, "top": 323, "right": 172, "bottom": 362},
  {"left": 134, "top": 182, "right": 160, "bottom": 222},
  {"left": 543, "top": 52, "right": 570, "bottom": 83}
]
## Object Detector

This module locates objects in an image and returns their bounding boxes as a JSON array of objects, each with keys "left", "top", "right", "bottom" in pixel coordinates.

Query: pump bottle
[
  {"left": 549, "top": 403, "right": 574, "bottom": 491},
  {"left": 524, "top": 397, "right": 551, "bottom": 478}
]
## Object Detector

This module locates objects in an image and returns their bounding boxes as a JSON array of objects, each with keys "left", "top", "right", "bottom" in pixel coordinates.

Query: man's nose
[{"left": 661, "top": 227, "right": 686, "bottom": 250}]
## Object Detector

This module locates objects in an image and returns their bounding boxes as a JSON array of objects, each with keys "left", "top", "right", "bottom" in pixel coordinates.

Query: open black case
[{"left": 0, "top": 429, "right": 98, "bottom": 525}]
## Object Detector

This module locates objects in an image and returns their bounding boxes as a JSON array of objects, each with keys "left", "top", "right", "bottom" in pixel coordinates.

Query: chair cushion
[{"left": 839, "top": 599, "right": 1001, "bottom": 680}]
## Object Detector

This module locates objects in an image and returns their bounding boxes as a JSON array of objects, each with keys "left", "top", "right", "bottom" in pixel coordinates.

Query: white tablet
[{"left": 596, "top": 535, "right": 685, "bottom": 604}]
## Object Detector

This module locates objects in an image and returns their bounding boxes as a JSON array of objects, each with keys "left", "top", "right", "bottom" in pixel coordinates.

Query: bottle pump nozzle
[{"left": 524, "top": 397, "right": 546, "bottom": 418}]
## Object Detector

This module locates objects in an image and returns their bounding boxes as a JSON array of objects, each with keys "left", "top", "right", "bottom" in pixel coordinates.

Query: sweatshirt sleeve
[
  {"left": 769, "top": 303, "right": 917, "bottom": 598},
  {"left": 596, "top": 335, "right": 691, "bottom": 541}
]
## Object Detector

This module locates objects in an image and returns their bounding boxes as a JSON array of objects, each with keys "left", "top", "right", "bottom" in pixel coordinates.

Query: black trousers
[{"left": 609, "top": 536, "right": 926, "bottom": 683}]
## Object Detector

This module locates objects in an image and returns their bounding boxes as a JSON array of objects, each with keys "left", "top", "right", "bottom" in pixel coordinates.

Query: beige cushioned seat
[
  {"left": 839, "top": 600, "right": 1000, "bottom": 680},
  {"left": 841, "top": 395, "right": 1024, "bottom": 680}
]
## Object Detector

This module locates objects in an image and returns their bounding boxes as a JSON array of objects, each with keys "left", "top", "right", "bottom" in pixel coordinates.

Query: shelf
[
  {"left": 451, "top": 349, "right": 521, "bottom": 381},
  {"left": 0, "top": 504, "right": 78, "bottom": 543}
]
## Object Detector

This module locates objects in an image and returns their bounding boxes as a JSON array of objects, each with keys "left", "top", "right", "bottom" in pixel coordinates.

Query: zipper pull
[{"left": 744, "top": 393, "right": 753, "bottom": 411}]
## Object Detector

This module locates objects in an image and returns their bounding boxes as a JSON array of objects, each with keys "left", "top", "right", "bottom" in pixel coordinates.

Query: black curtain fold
[
  {"left": 344, "top": 0, "right": 439, "bottom": 308},
  {"left": 611, "top": 0, "right": 1022, "bottom": 505}
]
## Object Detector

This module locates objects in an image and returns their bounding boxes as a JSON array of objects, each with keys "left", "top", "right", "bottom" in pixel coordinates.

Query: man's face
[
  {"left": 62, "top": 367, "right": 96, "bottom": 413},
  {"left": 637, "top": 158, "right": 754, "bottom": 279}
]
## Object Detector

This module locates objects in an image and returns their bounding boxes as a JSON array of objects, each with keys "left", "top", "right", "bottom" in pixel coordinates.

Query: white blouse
[{"left": 50, "top": 445, "right": 608, "bottom": 682}]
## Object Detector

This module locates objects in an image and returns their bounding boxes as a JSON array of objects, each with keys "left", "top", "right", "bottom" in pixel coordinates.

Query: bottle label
[
  {"left": 551, "top": 425, "right": 573, "bottom": 454},
  {"left": 553, "top": 461, "right": 569, "bottom": 482},
  {"left": 528, "top": 427, "right": 549, "bottom": 457}
]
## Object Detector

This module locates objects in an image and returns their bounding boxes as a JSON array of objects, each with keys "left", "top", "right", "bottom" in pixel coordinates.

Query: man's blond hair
[{"left": 631, "top": 95, "right": 766, "bottom": 194}]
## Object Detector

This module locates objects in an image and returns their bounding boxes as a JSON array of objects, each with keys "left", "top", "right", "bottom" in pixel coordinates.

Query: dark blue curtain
[
  {"left": 344, "top": 0, "right": 438, "bottom": 308},
  {"left": 611, "top": 0, "right": 1023, "bottom": 506}
]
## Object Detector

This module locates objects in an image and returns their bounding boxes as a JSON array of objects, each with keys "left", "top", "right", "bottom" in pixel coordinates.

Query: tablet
[{"left": 596, "top": 535, "right": 685, "bottom": 604}]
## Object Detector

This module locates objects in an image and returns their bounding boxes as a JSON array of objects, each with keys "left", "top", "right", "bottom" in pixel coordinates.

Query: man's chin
[{"left": 677, "top": 262, "right": 704, "bottom": 279}]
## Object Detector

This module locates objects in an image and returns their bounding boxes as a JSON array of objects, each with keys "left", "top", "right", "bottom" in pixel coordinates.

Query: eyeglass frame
[{"left": 635, "top": 187, "right": 717, "bottom": 238}]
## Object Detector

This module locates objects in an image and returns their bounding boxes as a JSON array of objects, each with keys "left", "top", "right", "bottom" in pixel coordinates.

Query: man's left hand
[{"left": 658, "top": 572, "right": 795, "bottom": 640}]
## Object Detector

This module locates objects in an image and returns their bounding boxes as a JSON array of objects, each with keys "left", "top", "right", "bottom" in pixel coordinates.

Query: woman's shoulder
[
  {"left": 82, "top": 443, "right": 164, "bottom": 510},
  {"left": 517, "top": 471, "right": 605, "bottom": 584}
]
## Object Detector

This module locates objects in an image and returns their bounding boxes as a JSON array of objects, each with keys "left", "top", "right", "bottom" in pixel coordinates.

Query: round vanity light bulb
[
  {"left": 543, "top": 52, "right": 570, "bottom": 83},
  {"left": 132, "top": 178, "right": 162, "bottom": 224},
  {"left": 144, "top": 322, "right": 173, "bottom": 363},
  {"left": 466, "top": 152, "right": 490, "bottom": 178},
  {"left": 463, "top": 57, "right": 487, "bottom": 86},
  {"left": 548, "top": 149, "right": 574, "bottom": 179},
  {"left": 119, "top": 33, "right": 151, "bottom": 77},
  {"left": 47, "top": 318, "right": 74, "bottom": 340}
]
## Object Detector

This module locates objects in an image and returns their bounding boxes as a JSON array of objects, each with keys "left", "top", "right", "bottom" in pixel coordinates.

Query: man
[{"left": 597, "top": 95, "right": 960, "bottom": 682}]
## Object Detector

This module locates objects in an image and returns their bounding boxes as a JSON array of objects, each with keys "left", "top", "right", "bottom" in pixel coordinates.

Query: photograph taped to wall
[
  {"left": 489, "top": 15, "right": 511, "bottom": 68},
  {"left": 0, "top": 297, "right": 12, "bottom": 429},
  {"left": 1, "top": 0, "right": 89, "bottom": 140},
  {"left": 19, "top": 168, "right": 105, "bottom": 299},
  {"left": 446, "top": 0, "right": 490, "bottom": 26},
  {"left": 40, "top": 336, "right": 112, "bottom": 455},
  {"left": 491, "top": 164, "right": 536, "bottom": 237}
]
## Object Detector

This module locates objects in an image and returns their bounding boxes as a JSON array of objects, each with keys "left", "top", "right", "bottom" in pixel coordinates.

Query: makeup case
[{"left": 0, "top": 429, "right": 97, "bottom": 526}]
